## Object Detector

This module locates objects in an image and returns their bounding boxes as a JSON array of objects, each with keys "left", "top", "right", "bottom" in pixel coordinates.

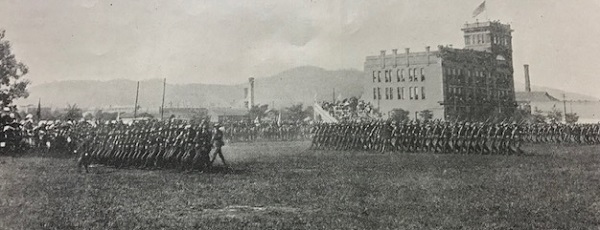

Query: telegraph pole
[
  {"left": 161, "top": 78, "right": 166, "bottom": 120},
  {"left": 563, "top": 93, "right": 567, "bottom": 123},
  {"left": 134, "top": 81, "right": 139, "bottom": 119}
]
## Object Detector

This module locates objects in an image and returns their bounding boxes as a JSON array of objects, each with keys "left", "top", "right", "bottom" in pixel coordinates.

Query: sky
[{"left": 1, "top": 0, "right": 600, "bottom": 98}]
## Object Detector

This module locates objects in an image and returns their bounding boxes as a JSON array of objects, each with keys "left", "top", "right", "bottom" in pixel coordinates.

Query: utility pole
[
  {"left": 134, "top": 81, "right": 139, "bottom": 119},
  {"left": 161, "top": 78, "right": 166, "bottom": 120},
  {"left": 563, "top": 93, "right": 567, "bottom": 123}
]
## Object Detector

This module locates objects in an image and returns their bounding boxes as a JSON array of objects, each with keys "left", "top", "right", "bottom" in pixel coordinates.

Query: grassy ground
[{"left": 1, "top": 142, "right": 600, "bottom": 229}]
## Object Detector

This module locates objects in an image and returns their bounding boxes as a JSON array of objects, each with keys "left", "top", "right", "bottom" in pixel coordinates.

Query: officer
[{"left": 210, "top": 123, "right": 227, "bottom": 167}]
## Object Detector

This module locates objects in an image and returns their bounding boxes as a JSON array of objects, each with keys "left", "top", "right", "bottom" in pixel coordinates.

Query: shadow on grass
[{"left": 203, "top": 165, "right": 249, "bottom": 175}]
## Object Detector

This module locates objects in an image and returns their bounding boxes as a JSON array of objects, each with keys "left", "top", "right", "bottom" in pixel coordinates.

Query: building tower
[
  {"left": 462, "top": 21, "right": 513, "bottom": 62},
  {"left": 461, "top": 21, "right": 516, "bottom": 113}
]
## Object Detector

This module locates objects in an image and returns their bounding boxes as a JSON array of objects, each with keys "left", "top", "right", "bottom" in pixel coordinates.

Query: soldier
[{"left": 210, "top": 123, "right": 227, "bottom": 167}]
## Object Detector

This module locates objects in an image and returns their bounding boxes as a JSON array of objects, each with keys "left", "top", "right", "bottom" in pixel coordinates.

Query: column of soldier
[
  {"left": 67, "top": 120, "right": 217, "bottom": 171},
  {"left": 310, "top": 121, "right": 523, "bottom": 154},
  {"left": 521, "top": 123, "right": 600, "bottom": 144}
]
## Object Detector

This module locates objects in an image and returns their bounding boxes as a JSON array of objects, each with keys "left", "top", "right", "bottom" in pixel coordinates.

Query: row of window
[
  {"left": 373, "top": 87, "right": 426, "bottom": 101},
  {"left": 372, "top": 68, "right": 425, "bottom": 83},
  {"left": 464, "top": 34, "right": 511, "bottom": 46},
  {"left": 444, "top": 68, "right": 488, "bottom": 77},
  {"left": 446, "top": 87, "right": 512, "bottom": 101}
]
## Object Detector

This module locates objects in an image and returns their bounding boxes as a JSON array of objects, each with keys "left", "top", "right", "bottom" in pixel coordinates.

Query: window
[
  {"left": 373, "top": 88, "right": 377, "bottom": 100},
  {"left": 401, "top": 69, "right": 405, "bottom": 82},
  {"left": 422, "top": 87, "right": 426, "bottom": 99},
  {"left": 384, "top": 70, "right": 388, "bottom": 82},
  {"left": 465, "top": 36, "right": 470, "bottom": 45},
  {"left": 377, "top": 87, "right": 381, "bottom": 100},
  {"left": 414, "top": 87, "right": 419, "bottom": 100},
  {"left": 409, "top": 87, "right": 413, "bottom": 100},
  {"left": 385, "top": 88, "right": 389, "bottom": 99},
  {"left": 372, "top": 71, "right": 376, "bottom": 83},
  {"left": 420, "top": 68, "right": 425, "bottom": 81},
  {"left": 413, "top": 69, "right": 417, "bottom": 81},
  {"left": 387, "top": 70, "right": 392, "bottom": 82},
  {"left": 397, "top": 87, "right": 401, "bottom": 100},
  {"left": 400, "top": 87, "right": 405, "bottom": 100},
  {"left": 389, "top": 87, "right": 394, "bottom": 99},
  {"left": 377, "top": 71, "right": 381, "bottom": 82}
]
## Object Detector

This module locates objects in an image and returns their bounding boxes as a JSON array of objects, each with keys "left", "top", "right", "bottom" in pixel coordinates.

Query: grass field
[{"left": 1, "top": 142, "right": 600, "bottom": 229}]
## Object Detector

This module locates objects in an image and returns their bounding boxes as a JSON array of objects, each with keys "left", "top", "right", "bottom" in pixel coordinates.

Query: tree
[
  {"left": 531, "top": 108, "right": 546, "bottom": 123},
  {"left": 390, "top": 108, "right": 409, "bottom": 122},
  {"left": 304, "top": 106, "right": 314, "bottom": 121},
  {"left": 94, "top": 110, "right": 118, "bottom": 121},
  {"left": 286, "top": 103, "right": 305, "bottom": 122},
  {"left": 511, "top": 107, "right": 533, "bottom": 123},
  {"left": 0, "top": 30, "right": 30, "bottom": 106},
  {"left": 83, "top": 113, "right": 94, "bottom": 120},
  {"left": 64, "top": 104, "right": 83, "bottom": 121},
  {"left": 547, "top": 107, "right": 562, "bottom": 123},
  {"left": 418, "top": 110, "right": 433, "bottom": 122},
  {"left": 565, "top": 112, "right": 579, "bottom": 124},
  {"left": 248, "top": 104, "right": 269, "bottom": 121}
]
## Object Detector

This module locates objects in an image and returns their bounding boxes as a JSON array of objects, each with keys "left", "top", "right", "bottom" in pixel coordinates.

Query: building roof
[{"left": 515, "top": 91, "right": 559, "bottom": 102}]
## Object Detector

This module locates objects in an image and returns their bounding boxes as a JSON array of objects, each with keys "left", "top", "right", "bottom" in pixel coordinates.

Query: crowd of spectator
[{"left": 319, "top": 97, "right": 380, "bottom": 122}]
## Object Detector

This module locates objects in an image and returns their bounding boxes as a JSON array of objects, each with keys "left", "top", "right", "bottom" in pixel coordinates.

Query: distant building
[
  {"left": 162, "top": 107, "right": 208, "bottom": 121},
  {"left": 515, "top": 91, "right": 559, "bottom": 113},
  {"left": 207, "top": 107, "right": 249, "bottom": 123},
  {"left": 364, "top": 20, "right": 517, "bottom": 121}
]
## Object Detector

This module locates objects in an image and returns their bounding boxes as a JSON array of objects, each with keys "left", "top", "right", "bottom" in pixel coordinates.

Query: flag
[
  {"left": 277, "top": 112, "right": 282, "bottom": 126},
  {"left": 36, "top": 98, "right": 41, "bottom": 120},
  {"left": 472, "top": 1, "right": 485, "bottom": 18}
]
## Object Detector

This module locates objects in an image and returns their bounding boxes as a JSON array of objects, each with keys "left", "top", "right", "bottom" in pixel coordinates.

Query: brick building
[{"left": 364, "top": 20, "right": 517, "bottom": 121}]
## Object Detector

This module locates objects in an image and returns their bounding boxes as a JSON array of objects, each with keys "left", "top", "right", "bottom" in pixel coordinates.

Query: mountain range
[{"left": 16, "top": 65, "right": 598, "bottom": 110}]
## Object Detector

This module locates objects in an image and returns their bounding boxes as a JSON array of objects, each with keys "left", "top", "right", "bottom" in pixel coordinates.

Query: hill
[
  {"left": 16, "top": 66, "right": 364, "bottom": 110},
  {"left": 251, "top": 66, "right": 363, "bottom": 108}
]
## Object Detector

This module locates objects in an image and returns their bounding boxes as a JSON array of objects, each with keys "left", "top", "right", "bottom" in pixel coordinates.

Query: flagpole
[
  {"left": 134, "top": 81, "right": 139, "bottom": 119},
  {"left": 37, "top": 98, "right": 41, "bottom": 121},
  {"left": 161, "top": 78, "right": 166, "bottom": 120}
]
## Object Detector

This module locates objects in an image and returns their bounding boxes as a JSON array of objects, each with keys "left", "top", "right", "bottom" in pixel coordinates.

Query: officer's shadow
[{"left": 201, "top": 165, "right": 247, "bottom": 175}]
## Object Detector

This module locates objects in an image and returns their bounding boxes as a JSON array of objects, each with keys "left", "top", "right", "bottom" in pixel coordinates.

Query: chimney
[
  {"left": 248, "top": 77, "right": 255, "bottom": 109},
  {"left": 405, "top": 48, "right": 410, "bottom": 67},
  {"left": 524, "top": 64, "right": 531, "bottom": 92},
  {"left": 425, "top": 46, "right": 431, "bottom": 65},
  {"left": 380, "top": 50, "right": 386, "bottom": 68},
  {"left": 392, "top": 49, "right": 398, "bottom": 67}
]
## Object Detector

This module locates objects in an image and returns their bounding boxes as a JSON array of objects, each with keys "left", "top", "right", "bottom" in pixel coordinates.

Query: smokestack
[
  {"left": 405, "top": 48, "right": 410, "bottom": 67},
  {"left": 380, "top": 50, "right": 386, "bottom": 68},
  {"left": 524, "top": 64, "right": 531, "bottom": 92},
  {"left": 248, "top": 77, "right": 255, "bottom": 109}
]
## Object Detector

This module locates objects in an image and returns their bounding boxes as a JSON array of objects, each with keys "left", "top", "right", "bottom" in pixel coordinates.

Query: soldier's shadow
[{"left": 203, "top": 165, "right": 248, "bottom": 175}]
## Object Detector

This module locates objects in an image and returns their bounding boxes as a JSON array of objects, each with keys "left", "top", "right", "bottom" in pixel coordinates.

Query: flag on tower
[{"left": 472, "top": 1, "right": 486, "bottom": 18}]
